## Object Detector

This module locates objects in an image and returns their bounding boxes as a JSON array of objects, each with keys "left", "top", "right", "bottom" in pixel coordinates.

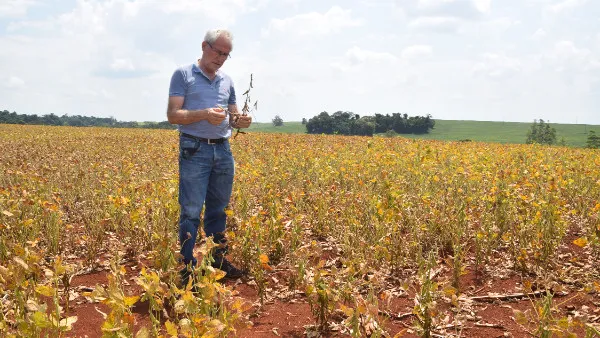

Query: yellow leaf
[
  {"left": 513, "top": 309, "right": 528, "bottom": 325},
  {"left": 213, "top": 269, "right": 226, "bottom": 281},
  {"left": 393, "top": 329, "right": 408, "bottom": 337},
  {"left": 357, "top": 304, "right": 367, "bottom": 315},
  {"left": 573, "top": 237, "right": 588, "bottom": 248},
  {"left": 35, "top": 284, "right": 56, "bottom": 297},
  {"left": 339, "top": 304, "right": 354, "bottom": 316},
  {"left": 443, "top": 285, "right": 457, "bottom": 297},
  {"left": 165, "top": 320, "right": 178, "bottom": 337},
  {"left": 259, "top": 254, "right": 269, "bottom": 264},
  {"left": 182, "top": 290, "right": 194, "bottom": 302},
  {"left": 124, "top": 296, "right": 140, "bottom": 307},
  {"left": 31, "top": 311, "right": 51, "bottom": 328},
  {"left": 451, "top": 294, "right": 459, "bottom": 307},
  {"left": 136, "top": 327, "right": 150, "bottom": 338}
]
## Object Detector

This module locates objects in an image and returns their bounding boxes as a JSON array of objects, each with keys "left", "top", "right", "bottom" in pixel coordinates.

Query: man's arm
[
  {"left": 167, "top": 96, "right": 225, "bottom": 126},
  {"left": 167, "top": 96, "right": 207, "bottom": 125}
]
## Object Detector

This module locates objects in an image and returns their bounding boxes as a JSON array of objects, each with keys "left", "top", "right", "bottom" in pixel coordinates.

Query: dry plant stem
[
  {"left": 469, "top": 290, "right": 567, "bottom": 302},
  {"left": 474, "top": 321, "right": 505, "bottom": 329},
  {"left": 378, "top": 310, "right": 414, "bottom": 321},
  {"left": 232, "top": 73, "right": 257, "bottom": 139}
]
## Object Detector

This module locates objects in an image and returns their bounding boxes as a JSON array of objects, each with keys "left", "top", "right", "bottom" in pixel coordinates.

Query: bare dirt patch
[{"left": 58, "top": 232, "right": 600, "bottom": 338}]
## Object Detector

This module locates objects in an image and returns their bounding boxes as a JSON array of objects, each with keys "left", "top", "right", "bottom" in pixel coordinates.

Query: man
[{"left": 167, "top": 29, "right": 252, "bottom": 285}]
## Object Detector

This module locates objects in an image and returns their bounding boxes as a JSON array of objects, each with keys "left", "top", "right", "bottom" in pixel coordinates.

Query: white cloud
[
  {"left": 331, "top": 46, "right": 398, "bottom": 73},
  {"left": 547, "top": 40, "right": 598, "bottom": 71},
  {"left": 408, "top": 16, "right": 462, "bottom": 32},
  {"left": 473, "top": 0, "right": 492, "bottom": 13},
  {"left": 401, "top": 45, "right": 433, "bottom": 60},
  {"left": 346, "top": 46, "right": 397, "bottom": 64},
  {"left": 485, "top": 18, "right": 519, "bottom": 32},
  {"left": 110, "top": 58, "right": 135, "bottom": 71},
  {"left": 262, "top": 6, "right": 364, "bottom": 37},
  {"left": 472, "top": 53, "right": 521, "bottom": 79},
  {"left": 532, "top": 28, "right": 547, "bottom": 40},
  {"left": 415, "top": 0, "right": 491, "bottom": 18},
  {"left": 0, "top": 0, "right": 36, "bottom": 18},
  {"left": 1, "top": 0, "right": 599, "bottom": 125},
  {"left": 545, "top": 0, "right": 588, "bottom": 14},
  {"left": 5, "top": 76, "right": 26, "bottom": 89}
]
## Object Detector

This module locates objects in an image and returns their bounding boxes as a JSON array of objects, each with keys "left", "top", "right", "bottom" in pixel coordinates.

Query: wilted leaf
[
  {"left": 573, "top": 237, "right": 588, "bottom": 248},
  {"left": 2, "top": 210, "right": 13, "bottom": 217},
  {"left": 135, "top": 327, "right": 150, "bottom": 338},
  {"left": 31, "top": 311, "right": 51, "bottom": 328},
  {"left": 179, "top": 318, "right": 192, "bottom": 333},
  {"left": 207, "top": 319, "right": 225, "bottom": 332},
  {"left": 451, "top": 294, "right": 459, "bottom": 307},
  {"left": 59, "top": 316, "right": 78, "bottom": 330},
  {"left": 124, "top": 295, "right": 140, "bottom": 307},
  {"left": 35, "top": 284, "right": 56, "bottom": 297},
  {"left": 95, "top": 306, "right": 108, "bottom": 319},
  {"left": 165, "top": 320, "right": 178, "bottom": 337},
  {"left": 393, "top": 329, "right": 408, "bottom": 337},
  {"left": 339, "top": 304, "right": 354, "bottom": 317},
  {"left": 513, "top": 309, "right": 528, "bottom": 325},
  {"left": 443, "top": 285, "right": 457, "bottom": 297},
  {"left": 13, "top": 257, "right": 29, "bottom": 270},
  {"left": 26, "top": 299, "right": 41, "bottom": 312},
  {"left": 213, "top": 269, "right": 226, "bottom": 281}
]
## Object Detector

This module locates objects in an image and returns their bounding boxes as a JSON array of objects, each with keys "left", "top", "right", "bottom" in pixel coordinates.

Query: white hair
[{"left": 204, "top": 29, "right": 233, "bottom": 45}]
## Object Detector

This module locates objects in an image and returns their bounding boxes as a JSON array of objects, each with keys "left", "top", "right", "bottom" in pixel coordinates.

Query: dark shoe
[
  {"left": 212, "top": 256, "right": 245, "bottom": 279},
  {"left": 179, "top": 264, "right": 194, "bottom": 290}
]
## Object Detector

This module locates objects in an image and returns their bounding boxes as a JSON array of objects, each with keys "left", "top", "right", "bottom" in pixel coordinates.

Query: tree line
[
  {"left": 305, "top": 111, "right": 435, "bottom": 136},
  {"left": 0, "top": 110, "right": 175, "bottom": 129},
  {"left": 526, "top": 119, "right": 600, "bottom": 148}
]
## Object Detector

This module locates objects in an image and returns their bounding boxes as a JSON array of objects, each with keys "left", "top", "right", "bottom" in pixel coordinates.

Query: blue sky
[{"left": 1, "top": 0, "right": 599, "bottom": 124}]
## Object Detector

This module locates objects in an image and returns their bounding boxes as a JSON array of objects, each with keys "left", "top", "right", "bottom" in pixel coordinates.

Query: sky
[{"left": 1, "top": 0, "right": 599, "bottom": 125}]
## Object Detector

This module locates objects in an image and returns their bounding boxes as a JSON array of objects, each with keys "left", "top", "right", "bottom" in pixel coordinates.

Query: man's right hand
[{"left": 206, "top": 107, "right": 227, "bottom": 126}]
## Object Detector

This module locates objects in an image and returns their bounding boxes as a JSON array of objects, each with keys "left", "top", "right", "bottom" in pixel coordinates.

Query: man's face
[{"left": 202, "top": 36, "right": 232, "bottom": 73}]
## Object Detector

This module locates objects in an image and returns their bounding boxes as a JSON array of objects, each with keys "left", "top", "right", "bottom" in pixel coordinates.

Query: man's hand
[
  {"left": 206, "top": 107, "right": 227, "bottom": 126},
  {"left": 236, "top": 115, "right": 252, "bottom": 128}
]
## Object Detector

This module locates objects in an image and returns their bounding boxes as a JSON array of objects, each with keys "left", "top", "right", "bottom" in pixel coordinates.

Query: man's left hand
[{"left": 236, "top": 115, "right": 252, "bottom": 128}]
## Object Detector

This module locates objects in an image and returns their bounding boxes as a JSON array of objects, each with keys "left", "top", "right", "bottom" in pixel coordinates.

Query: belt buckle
[{"left": 206, "top": 138, "right": 215, "bottom": 145}]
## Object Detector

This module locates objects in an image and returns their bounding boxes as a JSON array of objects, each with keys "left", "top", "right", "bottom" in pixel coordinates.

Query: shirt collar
[{"left": 192, "top": 61, "right": 223, "bottom": 81}]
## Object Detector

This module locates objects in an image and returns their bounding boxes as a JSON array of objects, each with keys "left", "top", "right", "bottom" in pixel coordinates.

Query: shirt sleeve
[
  {"left": 228, "top": 80, "right": 236, "bottom": 105},
  {"left": 169, "top": 69, "right": 186, "bottom": 97}
]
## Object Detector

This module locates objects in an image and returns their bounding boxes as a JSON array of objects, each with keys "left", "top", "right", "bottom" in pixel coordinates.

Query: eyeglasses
[{"left": 207, "top": 42, "right": 231, "bottom": 59}]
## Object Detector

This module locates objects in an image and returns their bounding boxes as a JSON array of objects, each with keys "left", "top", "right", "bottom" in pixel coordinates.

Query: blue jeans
[{"left": 178, "top": 134, "right": 235, "bottom": 270}]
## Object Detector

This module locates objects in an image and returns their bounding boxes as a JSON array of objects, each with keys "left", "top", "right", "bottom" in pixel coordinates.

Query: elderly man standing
[{"left": 167, "top": 29, "right": 252, "bottom": 286}]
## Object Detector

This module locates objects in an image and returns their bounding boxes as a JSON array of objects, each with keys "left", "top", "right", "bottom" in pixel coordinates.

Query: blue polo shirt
[{"left": 169, "top": 62, "right": 237, "bottom": 139}]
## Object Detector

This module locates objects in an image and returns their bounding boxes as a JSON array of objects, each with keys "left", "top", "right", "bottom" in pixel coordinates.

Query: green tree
[
  {"left": 586, "top": 130, "right": 600, "bottom": 149},
  {"left": 272, "top": 115, "right": 284, "bottom": 127},
  {"left": 526, "top": 119, "right": 557, "bottom": 145},
  {"left": 306, "top": 112, "right": 334, "bottom": 134},
  {"left": 350, "top": 117, "right": 375, "bottom": 136}
]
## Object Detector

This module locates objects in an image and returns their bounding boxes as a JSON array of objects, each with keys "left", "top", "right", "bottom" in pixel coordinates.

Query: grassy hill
[{"left": 247, "top": 120, "right": 599, "bottom": 147}]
